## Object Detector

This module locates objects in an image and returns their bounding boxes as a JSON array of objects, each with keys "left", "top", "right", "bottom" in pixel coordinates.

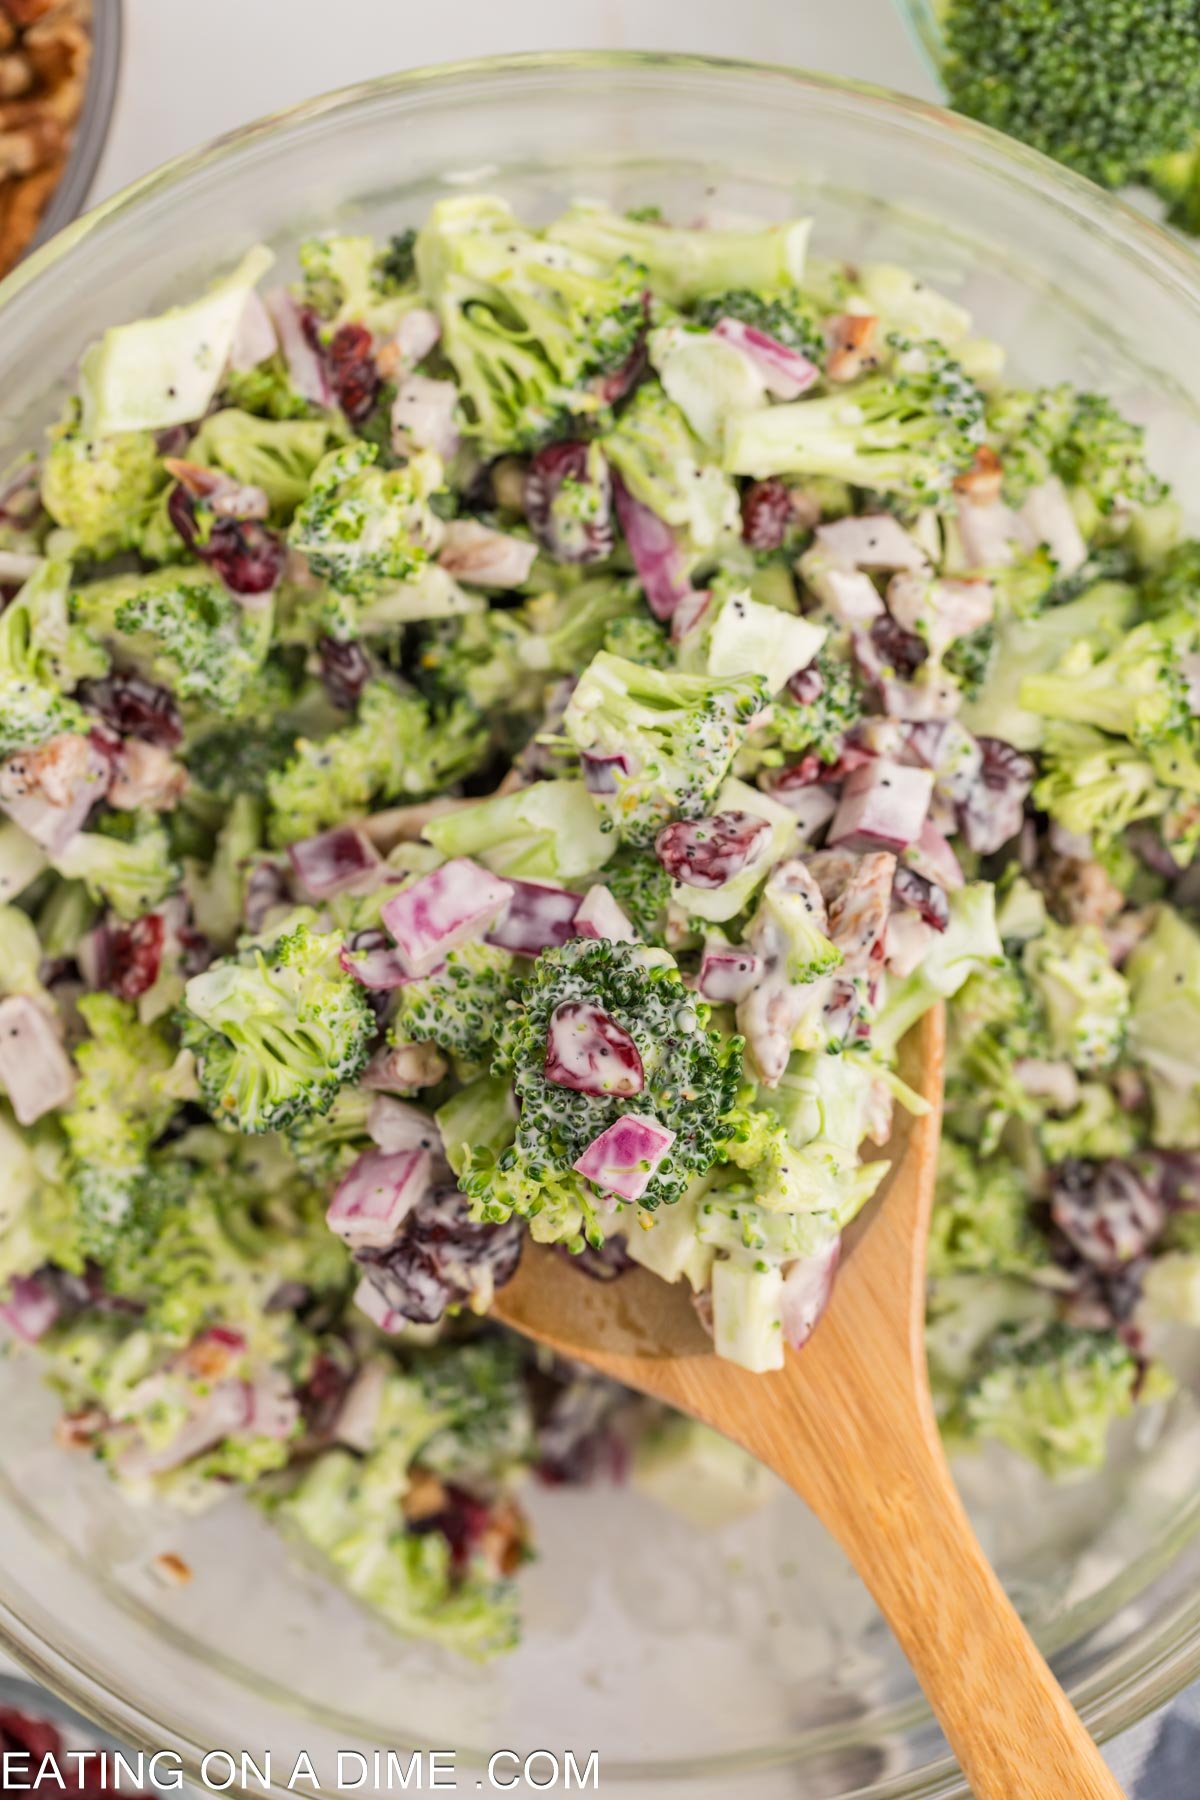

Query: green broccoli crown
[
  {"left": 724, "top": 335, "right": 984, "bottom": 502},
  {"left": 1032, "top": 722, "right": 1170, "bottom": 845},
  {"left": 414, "top": 1337, "right": 535, "bottom": 1480},
  {"left": 751, "top": 645, "right": 863, "bottom": 766},
  {"left": 287, "top": 443, "right": 444, "bottom": 601},
  {"left": 390, "top": 941, "right": 520, "bottom": 1066},
  {"left": 691, "top": 289, "right": 826, "bottom": 362},
  {"left": 191, "top": 409, "right": 335, "bottom": 519},
  {"left": 375, "top": 229, "right": 417, "bottom": 294},
  {"left": 1022, "top": 920, "right": 1130, "bottom": 1075},
  {"left": 602, "top": 380, "right": 740, "bottom": 550},
  {"left": 40, "top": 409, "right": 167, "bottom": 557},
  {"left": 187, "top": 718, "right": 298, "bottom": 803},
  {"left": 60, "top": 993, "right": 178, "bottom": 1262},
  {"left": 0, "top": 564, "right": 91, "bottom": 758},
  {"left": 417, "top": 198, "right": 648, "bottom": 454},
  {"left": 180, "top": 921, "right": 374, "bottom": 1134},
  {"left": 1145, "top": 537, "right": 1200, "bottom": 619},
  {"left": 220, "top": 357, "right": 316, "bottom": 422},
  {"left": 602, "top": 612, "right": 673, "bottom": 670},
  {"left": 71, "top": 565, "right": 273, "bottom": 715},
  {"left": 602, "top": 848, "right": 674, "bottom": 945},
  {"left": 266, "top": 680, "right": 486, "bottom": 847},
  {"left": 1022, "top": 616, "right": 1196, "bottom": 754},
  {"left": 942, "top": 0, "right": 1200, "bottom": 191},
  {"left": 988, "top": 383, "right": 1165, "bottom": 516},
  {"left": 472, "top": 937, "right": 743, "bottom": 1231},
  {"left": 53, "top": 815, "right": 180, "bottom": 921},
  {"left": 960, "top": 1320, "right": 1138, "bottom": 1477},
  {"left": 563, "top": 650, "right": 769, "bottom": 846},
  {"left": 929, "top": 1139, "right": 1050, "bottom": 1279}
]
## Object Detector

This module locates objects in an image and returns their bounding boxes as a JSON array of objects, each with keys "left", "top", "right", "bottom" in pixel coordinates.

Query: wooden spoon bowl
[{"left": 493, "top": 1008, "right": 1124, "bottom": 1800}]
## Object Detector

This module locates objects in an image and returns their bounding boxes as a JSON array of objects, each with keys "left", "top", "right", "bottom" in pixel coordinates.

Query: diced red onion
[
  {"left": 229, "top": 289, "right": 277, "bottom": 372},
  {"left": 545, "top": 1001, "right": 644, "bottom": 1097},
  {"left": 613, "top": 476, "right": 696, "bottom": 622},
  {"left": 956, "top": 497, "right": 1019, "bottom": 570},
  {"left": 0, "top": 996, "right": 75, "bottom": 1125},
  {"left": 334, "top": 1360, "right": 387, "bottom": 1451},
  {"left": 264, "top": 289, "right": 331, "bottom": 406},
  {"left": 392, "top": 375, "right": 460, "bottom": 460},
  {"left": 712, "top": 317, "right": 820, "bottom": 399},
  {"left": 780, "top": 1239, "right": 840, "bottom": 1350},
  {"left": 288, "top": 825, "right": 382, "bottom": 899},
  {"left": 486, "top": 878, "right": 580, "bottom": 956},
  {"left": 816, "top": 514, "right": 929, "bottom": 572},
  {"left": 438, "top": 518, "right": 537, "bottom": 589},
  {"left": 326, "top": 1147, "right": 433, "bottom": 1250},
  {"left": 0, "top": 1273, "right": 60, "bottom": 1343},
  {"left": 572, "top": 1112, "right": 676, "bottom": 1202},
  {"left": 1016, "top": 478, "right": 1087, "bottom": 578},
  {"left": 698, "top": 943, "right": 762, "bottom": 1004},
  {"left": 1014, "top": 1058, "right": 1080, "bottom": 1110},
  {"left": 382, "top": 859, "right": 512, "bottom": 978},
  {"left": 573, "top": 885, "right": 635, "bottom": 943},
  {"left": 669, "top": 587, "right": 712, "bottom": 644},
  {"left": 884, "top": 909, "right": 937, "bottom": 978},
  {"left": 367, "top": 1094, "right": 441, "bottom": 1156},
  {"left": 339, "top": 933, "right": 411, "bottom": 990},
  {"left": 581, "top": 750, "right": 632, "bottom": 797},
  {"left": 362, "top": 1041, "right": 448, "bottom": 1092},
  {"left": 801, "top": 555, "right": 884, "bottom": 627},
  {"left": 243, "top": 1369, "right": 301, "bottom": 1441},
  {"left": 352, "top": 1275, "right": 411, "bottom": 1334},
  {"left": 829, "top": 761, "right": 933, "bottom": 854}
]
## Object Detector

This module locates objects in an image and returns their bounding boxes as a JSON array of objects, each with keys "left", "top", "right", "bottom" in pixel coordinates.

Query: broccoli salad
[{"left": 1, "top": 193, "right": 1199, "bottom": 1657}]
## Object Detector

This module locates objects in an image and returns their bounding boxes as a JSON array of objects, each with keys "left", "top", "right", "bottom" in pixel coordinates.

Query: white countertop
[{"left": 92, "top": 0, "right": 936, "bottom": 203}]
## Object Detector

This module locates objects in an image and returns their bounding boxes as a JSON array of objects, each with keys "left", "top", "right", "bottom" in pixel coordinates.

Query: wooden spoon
[{"left": 492, "top": 1007, "right": 1124, "bottom": 1800}]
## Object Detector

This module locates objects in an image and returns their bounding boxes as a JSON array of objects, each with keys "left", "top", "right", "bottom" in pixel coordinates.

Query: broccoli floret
[
  {"left": 691, "top": 289, "right": 825, "bottom": 362},
  {"left": 71, "top": 565, "right": 273, "bottom": 715},
  {"left": 1021, "top": 614, "right": 1195, "bottom": 761},
  {"left": 929, "top": 1139, "right": 1049, "bottom": 1279},
  {"left": 602, "top": 612, "right": 672, "bottom": 669},
  {"left": 376, "top": 229, "right": 418, "bottom": 294},
  {"left": 1148, "top": 135, "right": 1200, "bottom": 234},
  {"left": 266, "top": 681, "right": 486, "bottom": 847},
  {"left": 602, "top": 848, "right": 673, "bottom": 946},
  {"left": 546, "top": 200, "right": 810, "bottom": 307},
  {"left": 746, "top": 644, "right": 863, "bottom": 767},
  {"left": 287, "top": 442, "right": 445, "bottom": 607},
  {"left": 424, "top": 780, "right": 611, "bottom": 883},
  {"left": 298, "top": 232, "right": 417, "bottom": 335},
  {"left": 467, "top": 938, "right": 742, "bottom": 1241},
  {"left": 220, "top": 357, "right": 315, "bottom": 421},
  {"left": 1032, "top": 722, "right": 1172, "bottom": 845},
  {"left": 0, "top": 562, "right": 92, "bottom": 759},
  {"left": 52, "top": 815, "right": 179, "bottom": 920},
  {"left": 180, "top": 921, "right": 374, "bottom": 1134},
  {"left": 0, "top": 902, "right": 48, "bottom": 1003},
  {"left": 41, "top": 407, "right": 167, "bottom": 557},
  {"left": 959, "top": 1321, "right": 1139, "bottom": 1477},
  {"left": 1127, "top": 905, "right": 1200, "bottom": 1147},
  {"left": 724, "top": 336, "right": 984, "bottom": 503},
  {"left": 943, "top": 0, "right": 1200, "bottom": 192},
  {"left": 186, "top": 718, "right": 297, "bottom": 803},
  {"left": 602, "top": 381, "right": 740, "bottom": 551},
  {"left": 187, "top": 792, "right": 263, "bottom": 948},
  {"left": 981, "top": 381, "right": 1160, "bottom": 518},
  {"left": 59, "top": 993, "right": 178, "bottom": 1261},
  {"left": 1022, "top": 920, "right": 1129, "bottom": 1074},
  {"left": 416, "top": 196, "right": 648, "bottom": 455},
  {"left": 0, "top": 1108, "right": 83, "bottom": 1287},
  {"left": 390, "top": 942, "right": 520, "bottom": 1066},
  {"left": 191, "top": 409, "right": 336, "bottom": 518},
  {"left": 944, "top": 959, "right": 1043, "bottom": 1154},
  {"left": 1039, "top": 1081, "right": 1143, "bottom": 1164},
  {"left": 563, "top": 651, "right": 768, "bottom": 846}
]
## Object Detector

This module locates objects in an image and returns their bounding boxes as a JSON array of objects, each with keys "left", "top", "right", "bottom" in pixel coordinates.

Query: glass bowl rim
[{"left": 3, "top": 46, "right": 1200, "bottom": 1797}]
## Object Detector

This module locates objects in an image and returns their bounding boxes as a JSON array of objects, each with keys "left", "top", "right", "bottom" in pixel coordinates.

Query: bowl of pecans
[{"left": 0, "top": 0, "right": 120, "bottom": 277}]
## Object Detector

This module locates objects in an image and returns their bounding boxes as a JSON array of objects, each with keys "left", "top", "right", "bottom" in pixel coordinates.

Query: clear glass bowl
[{"left": 4, "top": 51, "right": 1200, "bottom": 1800}]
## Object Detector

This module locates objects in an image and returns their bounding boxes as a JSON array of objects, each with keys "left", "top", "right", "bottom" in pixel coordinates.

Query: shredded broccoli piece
[
  {"left": 929, "top": 1139, "right": 1050, "bottom": 1279},
  {"left": 191, "top": 409, "right": 336, "bottom": 518},
  {"left": 287, "top": 442, "right": 444, "bottom": 603},
  {"left": 0, "top": 562, "right": 93, "bottom": 759},
  {"left": 1127, "top": 906, "right": 1200, "bottom": 1148},
  {"left": 1023, "top": 920, "right": 1129, "bottom": 1075},
  {"left": 52, "top": 815, "right": 179, "bottom": 921},
  {"left": 180, "top": 922, "right": 374, "bottom": 1134},
  {"left": 221, "top": 357, "right": 315, "bottom": 421},
  {"left": 41, "top": 407, "right": 167, "bottom": 557},
  {"left": 563, "top": 651, "right": 768, "bottom": 845},
  {"left": 390, "top": 942, "right": 520, "bottom": 1067},
  {"left": 602, "top": 849, "right": 673, "bottom": 945},
  {"left": 959, "top": 1321, "right": 1139, "bottom": 1477},
  {"left": 747, "top": 644, "right": 863, "bottom": 766},
  {"left": 187, "top": 718, "right": 297, "bottom": 803}
]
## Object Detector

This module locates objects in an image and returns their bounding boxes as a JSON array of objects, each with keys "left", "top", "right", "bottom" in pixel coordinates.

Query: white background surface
[{"left": 91, "top": 0, "right": 937, "bottom": 202}]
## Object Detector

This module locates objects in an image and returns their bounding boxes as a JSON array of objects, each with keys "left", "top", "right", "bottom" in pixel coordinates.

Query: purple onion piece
[
  {"left": 288, "top": 825, "right": 382, "bottom": 899},
  {"left": 572, "top": 1112, "right": 676, "bottom": 1203},
  {"left": 486, "top": 879, "right": 581, "bottom": 956}
]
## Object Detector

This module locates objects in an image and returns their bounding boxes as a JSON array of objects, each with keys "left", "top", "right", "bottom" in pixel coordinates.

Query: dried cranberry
[
  {"left": 740, "top": 478, "right": 793, "bottom": 551},
  {"left": 1063, "top": 1259, "right": 1150, "bottom": 1344},
  {"left": 544, "top": 1000, "right": 644, "bottom": 1098},
  {"left": 787, "top": 661, "right": 825, "bottom": 707},
  {"left": 318, "top": 635, "right": 373, "bottom": 709},
  {"left": 298, "top": 1352, "right": 352, "bottom": 1439},
  {"left": 1050, "top": 1159, "right": 1167, "bottom": 1270},
  {"left": 168, "top": 483, "right": 285, "bottom": 597},
  {"left": 562, "top": 1237, "right": 635, "bottom": 1281},
  {"left": 957, "top": 737, "right": 1036, "bottom": 855},
  {"left": 328, "top": 322, "right": 381, "bottom": 425},
  {"left": 869, "top": 613, "right": 927, "bottom": 680},
  {"left": 78, "top": 673, "right": 182, "bottom": 749},
  {"left": 410, "top": 1482, "right": 494, "bottom": 1574},
  {"left": 892, "top": 864, "right": 949, "bottom": 931},
  {"left": 0, "top": 1707, "right": 62, "bottom": 1766},
  {"left": 655, "top": 810, "right": 770, "bottom": 890},
  {"left": 357, "top": 1187, "right": 523, "bottom": 1326},
  {"left": 523, "top": 440, "right": 614, "bottom": 564},
  {"left": 104, "top": 912, "right": 165, "bottom": 1001}
]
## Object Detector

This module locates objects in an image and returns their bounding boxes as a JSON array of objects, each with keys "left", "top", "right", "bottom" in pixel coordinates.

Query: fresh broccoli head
[
  {"left": 41, "top": 408, "right": 167, "bottom": 557},
  {"left": 959, "top": 1321, "right": 1139, "bottom": 1477},
  {"left": 1021, "top": 614, "right": 1197, "bottom": 765},
  {"left": 563, "top": 651, "right": 768, "bottom": 846},
  {"left": 416, "top": 196, "right": 648, "bottom": 455},
  {"left": 1032, "top": 723, "right": 1172, "bottom": 846},
  {"left": 546, "top": 200, "right": 810, "bottom": 307},
  {"left": 220, "top": 357, "right": 315, "bottom": 422},
  {"left": 1022, "top": 920, "right": 1129, "bottom": 1074},
  {"left": 266, "top": 681, "right": 487, "bottom": 847},
  {"left": 390, "top": 942, "right": 520, "bottom": 1067},
  {"left": 928, "top": 1138, "right": 1049, "bottom": 1279},
  {"left": 297, "top": 232, "right": 418, "bottom": 335},
  {"left": 602, "top": 849, "right": 673, "bottom": 946},
  {"left": 1127, "top": 905, "right": 1200, "bottom": 1148},
  {"left": 724, "top": 336, "right": 984, "bottom": 503},
  {"left": 52, "top": 815, "right": 179, "bottom": 920},
  {"left": 191, "top": 409, "right": 336, "bottom": 518},
  {"left": 602, "top": 381, "right": 740, "bottom": 551},
  {"left": 986, "top": 384, "right": 1162, "bottom": 516},
  {"left": 942, "top": 0, "right": 1200, "bottom": 192},
  {"left": 743, "top": 644, "right": 863, "bottom": 768},
  {"left": 59, "top": 993, "right": 179, "bottom": 1262},
  {"left": 0, "top": 562, "right": 92, "bottom": 759},
  {"left": 71, "top": 565, "right": 273, "bottom": 715},
  {"left": 180, "top": 922, "right": 374, "bottom": 1134},
  {"left": 287, "top": 442, "right": 444, "bottom": 602},
  {"left": 467, "top": 937, "right": 742, "bottom": 1241}
]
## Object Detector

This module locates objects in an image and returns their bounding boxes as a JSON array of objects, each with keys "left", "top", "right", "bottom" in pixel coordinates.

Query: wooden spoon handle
[{"left": 798, "top": 1430, "right": 1125, "bottom": 1800}]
